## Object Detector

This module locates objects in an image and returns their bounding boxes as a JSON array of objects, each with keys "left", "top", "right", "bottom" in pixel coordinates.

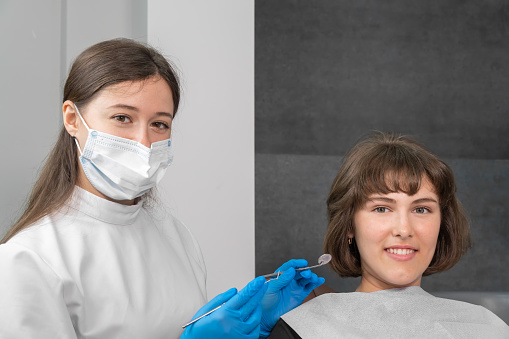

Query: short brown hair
[{"left": 324, "top": 131, "right": 471, "bottom": 277}]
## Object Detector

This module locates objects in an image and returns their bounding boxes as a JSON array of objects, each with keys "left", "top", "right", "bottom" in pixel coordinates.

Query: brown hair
[
  {"left": 324, "top": 131, "right": 471, "bottom": 277},
  {"left": 1, "top": 38, "right": 180, "bottom": 243}
]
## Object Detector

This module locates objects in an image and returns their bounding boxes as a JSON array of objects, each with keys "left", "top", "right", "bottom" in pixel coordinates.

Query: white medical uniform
[{"left": 0, "top": 187, "right": 207, "bottom": 339}]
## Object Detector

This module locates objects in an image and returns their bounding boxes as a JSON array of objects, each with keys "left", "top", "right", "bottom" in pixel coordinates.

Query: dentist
[{"left": 0, "top": 38, "right": 324, "bottom": 339}]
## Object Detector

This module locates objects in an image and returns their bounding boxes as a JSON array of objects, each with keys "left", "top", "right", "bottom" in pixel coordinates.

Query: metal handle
[{"left": 181, "top": 303, "right": 225, "bottom": 329}]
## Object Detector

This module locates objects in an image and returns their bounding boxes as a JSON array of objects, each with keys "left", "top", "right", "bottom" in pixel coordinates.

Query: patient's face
[{"left": 352, "top": 177, "right": 441, "bottom": 293}]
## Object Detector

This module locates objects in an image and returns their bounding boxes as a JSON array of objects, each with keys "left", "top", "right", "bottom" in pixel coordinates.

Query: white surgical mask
[{"left": 74, "top": 105, "right": 173, "bottom": 201}]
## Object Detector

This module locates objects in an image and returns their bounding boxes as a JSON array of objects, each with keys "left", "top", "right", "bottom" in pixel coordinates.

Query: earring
[{"left": 348, "top": 238, "right": 353, "bottom": 245}]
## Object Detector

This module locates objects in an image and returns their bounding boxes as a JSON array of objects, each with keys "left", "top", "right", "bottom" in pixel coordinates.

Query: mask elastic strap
[
  {"left": 74, "top": 138, "right": 83, "bottom": 156},
  {"left": 74, "top": 104, "right": 89, "bottom": 156},
  {"left": 74, "top": 104, "right": 91, "bottom": 131}
]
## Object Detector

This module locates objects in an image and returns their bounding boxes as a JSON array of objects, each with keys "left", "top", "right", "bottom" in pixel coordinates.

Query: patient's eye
[
  {"left": 374, "top": 207, "right": 390, "bottom": 213},
  {"left": 414, "top": 207, "right": 430, "bottom": 214}
]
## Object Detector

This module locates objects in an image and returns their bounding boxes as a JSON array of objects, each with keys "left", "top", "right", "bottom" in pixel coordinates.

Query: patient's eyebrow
[
  {"left": 368, "top": 197, "right": 396, "bottom": 204},
  {"left": 367, "top": 196, "right": 438, "bottom": 205},
  {"left": 412, "top": 197, "right": 438, "bottom": 205}
]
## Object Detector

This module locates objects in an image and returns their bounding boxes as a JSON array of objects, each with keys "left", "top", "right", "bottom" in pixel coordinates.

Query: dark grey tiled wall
[
  {"left": 255, "top": 1, "right": 509, "bottom": 292},
  {"left": 256, "top": 1, "right": 509, "bottom": 159}
]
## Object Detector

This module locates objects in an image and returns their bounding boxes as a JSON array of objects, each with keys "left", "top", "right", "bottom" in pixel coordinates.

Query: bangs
[
  {"left": 361, "top": 168, "right": 425, "bottom": 197},
  {"left": 354, "top": 144, "right": 433, "bottom": 206}
]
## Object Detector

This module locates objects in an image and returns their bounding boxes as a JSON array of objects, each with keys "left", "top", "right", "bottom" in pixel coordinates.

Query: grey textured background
[{"left": 255, "top": 0, "right": 509, "bottom": 292}]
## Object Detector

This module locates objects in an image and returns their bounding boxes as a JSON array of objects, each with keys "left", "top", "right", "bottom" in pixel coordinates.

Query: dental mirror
[{"left": 262, "top": 253, "right": 331, "bottom": 279}]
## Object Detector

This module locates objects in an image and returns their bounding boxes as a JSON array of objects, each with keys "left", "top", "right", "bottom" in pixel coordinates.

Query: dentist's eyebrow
[
  {"left": 108, "top": 104, "right": 139, "bottom": 111},
  {"left": 108, "top": 104, "right": 173, "bottom": 119},
  {"left": 155, "top": 112, "right": 174, "bottom": 119}
]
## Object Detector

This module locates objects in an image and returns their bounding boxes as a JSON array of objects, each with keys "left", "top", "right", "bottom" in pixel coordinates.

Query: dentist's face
[
  {"left": 75, "top": 76, "right": 174, "bottom": 149},
  {"left": 65, "top": 76, "right": 174, "bottom": 205},
  {"left": 352, "top": 177, "right": 441, "bottom": 293}
]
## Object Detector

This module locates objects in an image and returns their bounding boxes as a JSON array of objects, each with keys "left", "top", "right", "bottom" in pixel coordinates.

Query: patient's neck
[{"left": 356, "top": 276, "right": 422, "bottom": 293}]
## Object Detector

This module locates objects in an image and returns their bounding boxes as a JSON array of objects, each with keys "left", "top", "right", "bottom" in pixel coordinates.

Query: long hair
[
  {"left": 324, "top": 131, "right": 471, "bottom": 277},
  {"left": 1, "top": 38, "right": 181, "bottom": 243}
]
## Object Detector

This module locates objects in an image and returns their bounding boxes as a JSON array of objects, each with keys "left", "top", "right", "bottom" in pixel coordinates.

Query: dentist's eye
[
  {"left": 114, "top": 115, "right": 131, "bottom": 123},
  {"left": 152, "top": 122, "right": 170, "bottom": 130}
]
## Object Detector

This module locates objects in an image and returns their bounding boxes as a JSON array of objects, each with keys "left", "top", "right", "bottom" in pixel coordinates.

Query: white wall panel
[{"left": 148, "top": 0, "right": 255, "bottom": 299}]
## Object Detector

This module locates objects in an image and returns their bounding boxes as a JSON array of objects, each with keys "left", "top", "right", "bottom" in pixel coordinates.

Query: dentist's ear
[{"left": 63, "top": 100, "right": 80, "bottom": 136}]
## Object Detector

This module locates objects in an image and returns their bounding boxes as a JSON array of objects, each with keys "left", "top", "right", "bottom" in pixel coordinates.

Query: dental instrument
[
  {"left": 182, "top": 254, "right": 331, "bottom": 329},
  {"left": 261, "top": 254, "right": 331, "bottom": 280}
]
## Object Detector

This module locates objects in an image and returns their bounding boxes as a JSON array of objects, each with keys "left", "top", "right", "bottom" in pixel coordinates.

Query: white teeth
[{"left": 386, "top": 248, "right": 415, "bottom": 255}]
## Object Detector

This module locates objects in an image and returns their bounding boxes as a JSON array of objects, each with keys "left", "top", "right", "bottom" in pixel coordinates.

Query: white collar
[{"left": 68, "top": 186, "right": 144, "bottom": 225}]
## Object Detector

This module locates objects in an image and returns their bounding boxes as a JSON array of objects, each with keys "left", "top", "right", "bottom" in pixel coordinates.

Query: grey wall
[
  {"left": 255, "top": 0, "right": 509, "bottom": 292},
  {"left": 0, "top": 0, "right": 147, "bottom": 238},
  {"left": 0, "top": 1, "right": 64, "bottom": 237},
  {"left": 0, "top": 0, "right": 256, "bottom": 300}
]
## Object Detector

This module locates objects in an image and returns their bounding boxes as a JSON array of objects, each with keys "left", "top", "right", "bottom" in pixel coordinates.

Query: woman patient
[{"left": 269, "top": 132, "right": 509, "bottom": 338}]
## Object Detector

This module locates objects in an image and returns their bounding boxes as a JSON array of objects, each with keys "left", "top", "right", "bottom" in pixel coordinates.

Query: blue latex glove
[
  {"left": 181, "top": 276, "right": 268, "bottom": 339},
  {"left": 259, "top": 259, "right": 325, "bottom": 338}
]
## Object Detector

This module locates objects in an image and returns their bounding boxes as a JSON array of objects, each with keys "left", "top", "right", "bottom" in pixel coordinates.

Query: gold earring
[{"left": 348, "top": 238, "right": 353, "bottom": 245}]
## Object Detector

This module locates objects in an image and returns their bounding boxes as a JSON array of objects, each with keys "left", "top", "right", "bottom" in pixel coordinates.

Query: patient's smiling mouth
[
  {"left": 386, "top": 248, "right": 416, "bottom": 255},
  {"left": 384, "top": 246, "right": 418, "bottom": 262}
]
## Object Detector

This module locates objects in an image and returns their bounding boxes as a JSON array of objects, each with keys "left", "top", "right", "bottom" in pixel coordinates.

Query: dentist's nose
[
  {"left": 392, "top": 212, "right": 413, "bottom": 238},
  {"left": 134, "top": 128, "right": 151, "bottom": 148}
]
